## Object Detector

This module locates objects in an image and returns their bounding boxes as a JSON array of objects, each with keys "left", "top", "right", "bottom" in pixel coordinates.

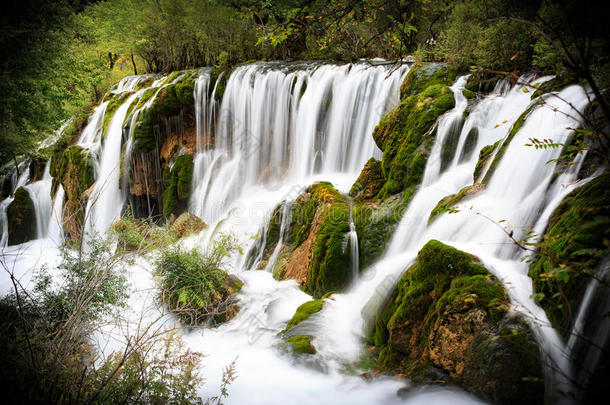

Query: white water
[
  {"left": 0, "top": 62, "right": 602, "bottom": 404},
  {"left": 190, "top": 62, "right": 408, "bottom": 224}
]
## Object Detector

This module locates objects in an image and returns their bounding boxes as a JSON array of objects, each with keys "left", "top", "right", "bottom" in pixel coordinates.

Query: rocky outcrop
[
  {"left": 368, "top": 240, "right": 544, "bottom": 404},
  {"left": 162, "top": 154, "right": 194, "bottom": 218},
  {"left": 473, "top": 140, "right": 500, "bottom": 182},
  {"left": 349, "top": 158, "right": 385, "bottom": 201},
  {"left": 373, "top": 64, "right": 456, "bottom": 200},
  {"left": 7, "top": 187, "right": 36, "bottom": 245},
  {"left": 428, "top": 183, "right": 485, "bottom": 224},
  {"left": 253, "top": 182, "right": 352, "bottom": 298},
  {"left": 529, "top": 172, "right": 610, "bottom": 334},
  {"left": 123, "top": 71, "right": 198, "bottom": 220},
  {"left": 49, "top": 145, "right": 95, "bottom": 243},
  {"left": 169, "top": 212, "right": 207, "bottom": 238}
]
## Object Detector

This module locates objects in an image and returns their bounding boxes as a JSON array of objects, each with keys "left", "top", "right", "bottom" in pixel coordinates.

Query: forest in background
[{"left": 1, "top": 0, "right": 608, "bottom": 166}]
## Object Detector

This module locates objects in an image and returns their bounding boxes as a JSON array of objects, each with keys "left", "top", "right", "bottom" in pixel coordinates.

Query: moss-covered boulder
[
  {"left": 7, "top": 187, "right": 36, "bottom": 245},
  {"left": 473, "top": 140, "right": 500, "bottom": 182},
  {"left": 353, "top": 193, "right": 407, "bottom": 269},
  {"left": 49, "top": 145, "right": 95, "bottom": 242},
  {"left": 373, "top": 65, "right": 456, "bottom": 200},
  {"left": 260, "top": 182, "right": 351, "bottom": 298},
  {"left": 162, "top": 154, "right": 194, "bottom": 218},
  {"left": 400, "top": 63, "right": 457, "bottom": 98},
  {"left": 428, "top": 183, "right": 485, "bottom": 224},
  {"left": 349, "top": 158, "right": 385, "bottom": 201},
  {"left": 286, "top": 335, "right": 316, "bottom": 354},
  {"left": 529, "top": 172, "right": 610, "bottom": 334},
  {"left": 369, "top": 240, "right": 543, "bottom": 404},
  {"left": 169, "top": 212, "right": 207, "bottom": 238}
]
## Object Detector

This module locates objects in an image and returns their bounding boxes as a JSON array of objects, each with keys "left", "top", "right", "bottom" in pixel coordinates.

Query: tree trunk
[{"left": 131, "top": 53, "right": 138, "bottom": 75}]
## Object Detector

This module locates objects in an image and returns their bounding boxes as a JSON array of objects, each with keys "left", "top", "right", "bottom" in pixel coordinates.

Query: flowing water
[{"left": 0, "top": 62, "right": 602, "bottom": 404}]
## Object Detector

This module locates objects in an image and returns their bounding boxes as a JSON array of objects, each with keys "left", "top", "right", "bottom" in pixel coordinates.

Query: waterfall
[
  {"left": 83, "top": 94, "right": 138, "bottom": 241},
  {"left": 0, "top": 162, "right": 31, "bottom": 247},
  {"left": 1, "top": 59, "right": 604, "bottom": 404},
  {"left": 347, "top": 200, "right": 360, "bottom": 282},
  {"left": 310, "top": 77, "right": 588, "bottom": 368},
  {"left": 263, "top": 201, "right": 294, "bottom": 273},
  {"left": 24, "top": 162, "right": 53, "bottom": 239},
  {"left": 190, "top": 62, "right": 408, "bottom": 224}
]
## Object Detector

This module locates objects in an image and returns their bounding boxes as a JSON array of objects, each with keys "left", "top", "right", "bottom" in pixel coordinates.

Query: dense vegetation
[{"left": 2, "top": 0, "right": 608, "bottom": 166}]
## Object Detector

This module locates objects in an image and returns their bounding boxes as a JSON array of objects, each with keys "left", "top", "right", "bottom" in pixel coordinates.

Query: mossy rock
[
  {"left": 373, "top": 71, "right": 456, "bottom": 199},
  {"left": 103, "top": 91, "right": 134, "bottom": 138},
  {"left": 349, "top": 158, "right": 385, "bottom": 201},
  {"left": 473, "top": 140, "right": 501, "bottom": 182},
  {"left": 369, "top": 240, "right": 543, "bottom": 404},
  {"left": 428, "top": 183, "right": 485, "bottom": 224},
  {"left": 483, "top": 103, "right": 537, "bottom": 184},
  {"left": 266, "top": 182, "right": 352, "bottom": 298},
  {"left": 282, "top": 297, "right": 326, "bottom": 334},
  {"left": 529, "top": 172, "right": 610, "bottom": 335},
  {"left": 169, "top": 212, "right": 207, "bottom": 239},
  {"left": 286, "top": 335, "right": 316, "bottom": 355},
  {"left": 162, "top": 154, "right": 194, "bottom": 218},
  {"left": 353, "top": 194, "right": 406, "bottom": 269},
  {"left": 7, "top": 187, "right": 36, "bottom": 245},
  {"left": 400, "top": 63, "right": 457, "bottom": 98}
]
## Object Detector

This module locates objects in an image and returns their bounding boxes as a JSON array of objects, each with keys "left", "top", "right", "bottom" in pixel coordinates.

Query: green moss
[
  {"left": 286, "top": 335, "right": 316, "bottom": 354},
  {"left": 400, "top": 63, "right": 457, "bottom": 98},
  {"left": 373, "top": 80, "right": 455, "bottom": 199},
  {"left": 529, "top": 172, "right": 610, "bottom": 334},
  {"left": 428, "top": 184, "right": 484, "bottom": 224},
  {"left": 349, "top": 158, "right": 384, "bottom": 201},
  {"left": 162, "top": 155, "right": 194, "bottom": 218},
  {"left": 473, "top": 140, "right": 500, "bottom": 182},
  {"left": 102, "top": 91, "right": 134, "bottom": 138},
  {"left": 353, "top": 194, "right": 405, "bottom": 268},
  {"left": 370, "top": 240, "right": 506, "bottom": 365},
  {"left": 283, "top": 299, "right": 324, "bottom": 332},
  {"left": 483, "top": 103, "right": 536, "bottom": 183},
  {"left": 288, "top": 181, "right": 344, "bottom": 247},
  {"left": 306, "top": 201, "right": 351, "bottom": 298},
  {"left": 368, "top": 240, "right": 542, "bottom": 403},
  {"left": 462, "top": 89, "right": 476, "bottom": 100},
  {"left": 7, "top": 187, "right": 36, "bottom": 245}
]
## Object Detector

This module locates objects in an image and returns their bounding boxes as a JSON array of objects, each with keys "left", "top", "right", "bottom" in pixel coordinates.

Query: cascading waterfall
[
  {"left": 83, "top": 93, "right": 139, "bottom": 241},
  {"left": 1, "top": 59, "right": 605, "bottom": 404},
  {"left": 190, "top": 62, "right": 408, "bottom": 224},
  {"left": 0, "top": 162, "right": 31, "bottom": 247},
  {"left": 309, "top": 78, "right": 594, "bottom": 401},
  {"left": 346, "top": 199, "right": 360, "bottom": 282}
]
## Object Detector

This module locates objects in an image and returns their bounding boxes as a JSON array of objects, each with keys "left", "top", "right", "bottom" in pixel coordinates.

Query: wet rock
[{"left": 7, "top": 187, "right": 36, "bottom": 245}]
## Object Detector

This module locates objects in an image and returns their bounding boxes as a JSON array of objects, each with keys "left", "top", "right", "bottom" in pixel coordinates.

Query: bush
[
  {"left": 0, "top": 234, "right": 205, "bottom": 404},
  {"left": 112, "top": 212, "right": 176, "bottom": 253},
  {"left": 156, "top": 234, "right": 242, "bottom": 326}
]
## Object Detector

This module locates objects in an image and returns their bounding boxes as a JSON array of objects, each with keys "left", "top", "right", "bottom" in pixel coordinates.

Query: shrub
[{"left": 155, "top": 234, "right": 242, "bottom": 326}]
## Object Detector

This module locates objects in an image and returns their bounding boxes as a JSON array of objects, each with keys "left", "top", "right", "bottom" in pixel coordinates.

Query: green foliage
[
  {"left": 529, "top": 172, "right": 610, "bottom": 334},
  {"left": 112, "top": 213, "right": 177, "bottom": 253},
  {"left": 162, "top": 154, "right": 194, "bottom": 218},
  {"left": 0, "top": 233, "right": 208, "bottom": 404},
  {"left": 155, "top": 234, "right": 242, "bottom": 326},
  {"left": 6, "top": 187, "right": 37, "bottom": 245},
  {"left": 286, "top": 335, "right": 316, "bottom": 354}
]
